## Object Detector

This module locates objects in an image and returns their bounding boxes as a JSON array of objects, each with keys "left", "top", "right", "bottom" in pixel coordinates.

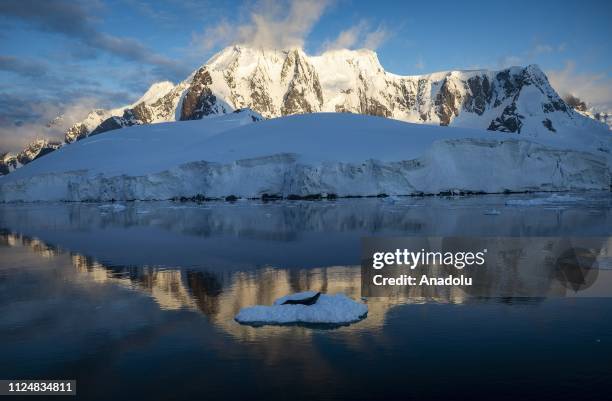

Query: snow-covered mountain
[
  {"left": 62, "top": 46, "right": 609, "bottom": 141},
  {"left": 563, "top": 93, "right": 611, "bottom": 130},
  {"left": 0, "top": 113, "right": 608, "bottom": 202},
  {"left": 0, "top": 139, "right": 62, "bottom": 175},
  {"left": 1, "top": 45, "right": 610, "bottom": 177},
  {"left": 578, "top": 109, "right": 611, "bottom": 130}
]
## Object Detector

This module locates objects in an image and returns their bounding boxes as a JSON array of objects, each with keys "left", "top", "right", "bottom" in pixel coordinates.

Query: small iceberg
[
  {"left": 235, "top": 291, "right": 368, "bottom": 327},
  {"left": 483, "top": 209, "right": 501, "bottom": 215},
  {"left": 505, "top": 194, "right": 585, "bottom": 207},
  {"left": 98, "top": 204, "right": 126, "bottom": 212}
]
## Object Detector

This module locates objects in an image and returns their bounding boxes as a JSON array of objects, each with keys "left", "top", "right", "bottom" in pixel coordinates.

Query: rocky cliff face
[
  {"left": 2, "top": 46, "right": 609, "bottom": 176},
  {"left": 1, "top": 139, "right": 62, "bottom": 175}
]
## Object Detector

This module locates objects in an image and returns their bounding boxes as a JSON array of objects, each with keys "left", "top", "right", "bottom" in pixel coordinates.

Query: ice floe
[
  {"left": 235, "top": 291, "right": 368, "bottom": 327},
  {"left": 505, "top": 194, "right": 585, "bottom": 206},
  {"left": 98, "top": 204, "right": 126, "bottom": 212}
]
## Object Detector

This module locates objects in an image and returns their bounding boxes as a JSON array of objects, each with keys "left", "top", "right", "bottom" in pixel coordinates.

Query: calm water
[{"left": 1, "top": 194, "right": 611, "bottom": 401}]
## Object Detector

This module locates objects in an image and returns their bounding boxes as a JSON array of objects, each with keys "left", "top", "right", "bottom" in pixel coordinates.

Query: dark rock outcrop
[
  {"left": 488, "top": 103, "right": 523, "bottom": 133},
  {"left": 180, "top": 67, "right": 218, "bottom": 120},
  {"left": 90, "top": 116, "right": 124, "bottom": 136}
]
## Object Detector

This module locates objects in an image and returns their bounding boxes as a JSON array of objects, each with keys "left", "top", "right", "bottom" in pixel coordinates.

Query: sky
[{"left": 0, "top": 0, "right": 611, "bottom": 152}]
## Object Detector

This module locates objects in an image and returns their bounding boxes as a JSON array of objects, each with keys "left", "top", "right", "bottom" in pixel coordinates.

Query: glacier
[{"left": 0, "top": 112, "right": 609, "bottom": 202}]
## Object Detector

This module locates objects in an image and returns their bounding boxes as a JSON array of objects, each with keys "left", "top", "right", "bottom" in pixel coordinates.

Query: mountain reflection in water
[{"left": 0, "top": 195, "right": 611, "bottom": 401}]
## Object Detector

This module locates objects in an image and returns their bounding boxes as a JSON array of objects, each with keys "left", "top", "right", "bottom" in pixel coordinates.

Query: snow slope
[{"left": 0, "top": 112, "right": 608, "bottom": 202}]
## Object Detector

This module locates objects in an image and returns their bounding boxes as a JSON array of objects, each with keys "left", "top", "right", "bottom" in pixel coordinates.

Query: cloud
[
  {"left": 322, "top": 21, "right": 367, "bottom": 50},
  {"left": 414, "top": 56, "right": 425, "bottom": 70},
  {"left": 363, "top": 26, "right": 389, "bottom": 50},
  {"left": 0, "top": 91, "right": 132, "bottom": 153},
  {"left": 322, "top": 21, "right": 390, "bottom": 51},
  {"left": 192, "top": 0, "right": 330, "bottom": 52},
  {"left": 191, "top": 19, "right": 234, "bottom": 53},
  {"left": 0, "top": 51, "right": 173, "bottom": 153},
  {"left": 238, "top": 0, "right": 330, "bottom": 48},
  {"left": 497, "top": 43, "right": 564, "bottom": 69},
  {"left": 0, "top": 0, "right": 186, "bottom": 79},
  {"left": 497, "top": 55, "right": 522, "bottom": 68},
  {"left": 531, "top": 44, "right": 553, "bottom": 55},
  {"left": 0, "top": 56, "right": 48, "bottom": 77},
  {"left": 547, "top": 60, "right": 612, "bottom": 111}
]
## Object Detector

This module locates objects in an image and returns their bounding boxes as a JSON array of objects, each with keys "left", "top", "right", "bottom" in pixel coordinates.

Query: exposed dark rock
[
  {"left": 542, "top": 118, "right": 556, "bottom": 132},
  {"left": 359, "top": 93, "right": 392, "bottom": 117},
  {"left": 261, "top": 193, "right": 283, "bottom": 201},
  {"left": 249, "top": 67, "right": 275, "bottom": 116},
  {"left": 549, "top": 99, "right": 568, "bottom": 113},
  {"left": 286, "top": 194, "right": 323, "bottom": 200},
  {"left": 394, "top": 80, "right": 417, "bottom": 110},
  {"left": 65, "top": 123, "right": 89, "bottom": 143},
  {"left": 180, "top": 67, "right": 218, "bottom": 120},
  {"left": 335, "top": 104, "right": 351, "bottom": 113},
  {"left": 1, "top": 140, "right": 62, "bottom": 175},
  {"left": 435, "top": 78, "right": 461, "bottom": 126},
  {"left": 495, "top": 69, "right": 523, "bottom": 99},
  {"left": 172, "top": 194, "right": 217, "bottom": 202},
  {"left": 31, "top": 147, "right": 55, "bottom": 160},
  {"left": 464, "top": 75, "right": 493, "bottom": 115},
  {"left": 125, "top": 102, "right": 153, "bottom": 124},
  {"left": 488, "top": 103, "right": 524, "bottom": 133},
  {"left": 281, "top": 292, "right": 321, "bottom": 305},
  {"left": 150, "top": 89, "right": 182, "bottom": 121},
  {"left": 90, "top": 116, "right": 124, "bottom": 136},
  {"left": 281, "top": 50, "right": 324, "bottom": 115},
  {"left": 0, "top": 153, "right": 16, "bottom": 175}
]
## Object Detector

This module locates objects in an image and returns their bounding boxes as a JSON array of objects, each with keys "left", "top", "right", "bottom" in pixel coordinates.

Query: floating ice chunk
[
  {"left": 505, "top": 194, "right": 585, "bottom": 206},
  {"left": 98, "top": 204, "right": 126, "bottom": 212},
  {"left": 235, "top": 291, "right": 368, "bottom": 326},
  {"left": 483, "top": 209, "right": 501, "bottom": 215}
]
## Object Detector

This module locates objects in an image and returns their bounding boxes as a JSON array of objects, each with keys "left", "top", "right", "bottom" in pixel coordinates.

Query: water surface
[{"left": 1, "top": 193, "right": 611, "bottom": 400}]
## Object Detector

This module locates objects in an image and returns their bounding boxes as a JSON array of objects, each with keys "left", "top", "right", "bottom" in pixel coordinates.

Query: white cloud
[
  {"left": 0, "top": 97, "right": 111, "bottom": 152},
  {"left": 321, "top": 20, "right": 367, "bottom": 50},
  {"left": 191, "top": 19, "right": 234, "bottom": 53},
  {"left": 191, "top": 0, "right": 331, "bottom": 52},
  {"left": 414, "top": 56, "right": 424, "bottom": 70},
  {"left": 532, "top": 44, "right": 553, "bottom": 55},
  {"left": 322, "top": 20, "right": 390, "bottom": 51},
  {"left": 547, "top": 60, "right": 612, "bottom": 111},
  {"left": 497, "top": 55, "right": 522, "bottom": 68},
  {"left": 497, "top": 43, "right": 564, "bottom": 69},
  {"left": 363, "top": 26, "right": 389, "bottom": 50}
]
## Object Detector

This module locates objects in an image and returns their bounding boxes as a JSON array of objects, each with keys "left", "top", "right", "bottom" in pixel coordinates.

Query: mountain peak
[{"left": 135, "top": 81, "right": 175, "bottom": 105}]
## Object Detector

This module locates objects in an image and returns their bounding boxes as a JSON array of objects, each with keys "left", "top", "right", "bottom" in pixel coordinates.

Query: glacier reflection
[{"left": 0, "top": 194, "right": 610, "bottom": 341}]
